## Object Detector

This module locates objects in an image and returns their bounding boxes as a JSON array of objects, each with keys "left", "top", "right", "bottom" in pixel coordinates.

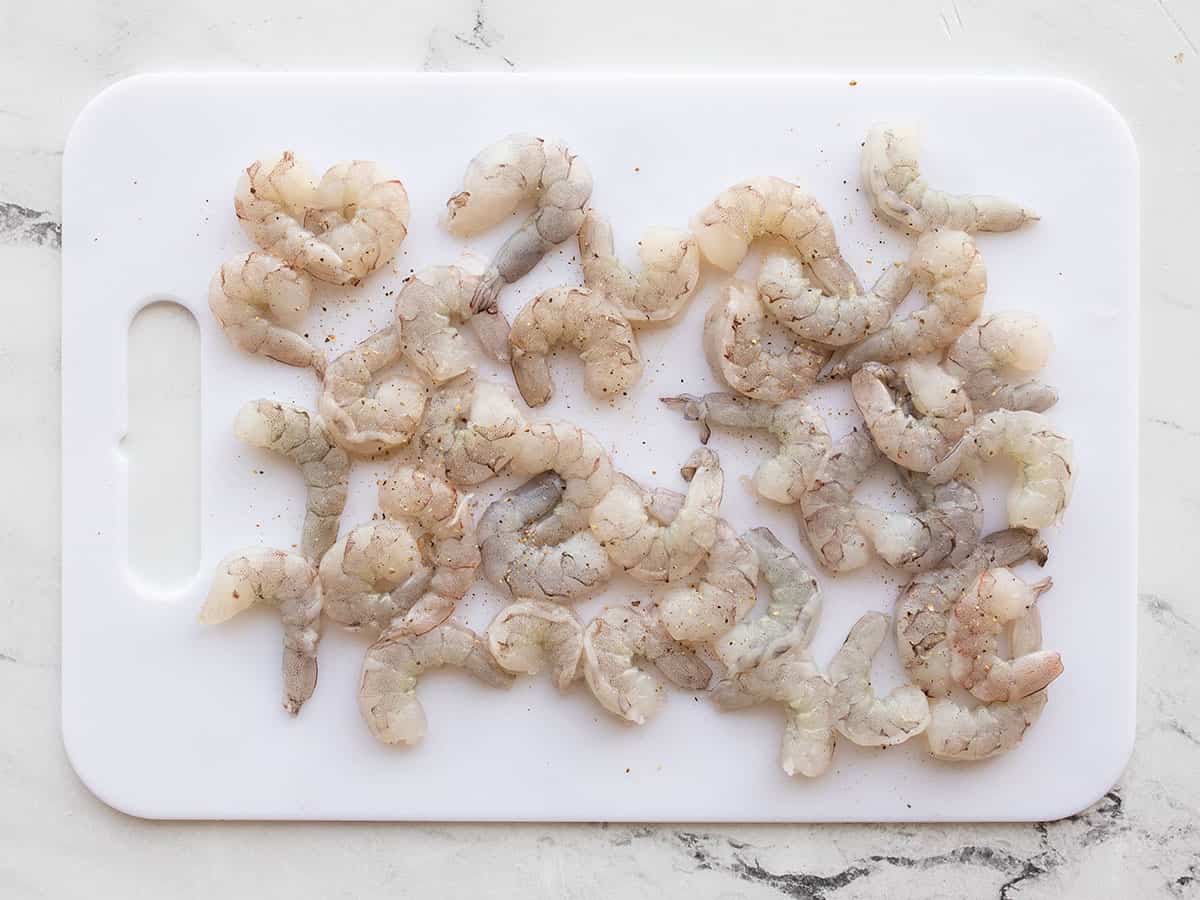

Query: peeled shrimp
[
  {"left": 318, "top": 522, "right": 431, "bottom": 635},
  {"left": 800, "top": 425, "right": 879, "bottom": 574},
  {"left": 854, "top": 472, "right": 982, "bottom": 572},
  {"left": 757, "top": 249, "right": 914, "bottom": 347},
  {"left": 235, "top": 153, "right": 409, "bottom": 285},
  {"left": 417, "top": 377, "right": 528, "bottom": 486},
  {"left": 926, "top": 607, "right": 1050, "bottom": 760},
  {"left": 508, "top": 419, "right": 616, "bottom": 533},
  {"left": 577, "top": 209, "right": 700, "bottom": 324},
  {"left": 851, "top": 360, "right": 973, "bottom": 473},
  {"left": 208, "top": 252, "right": 323, "bottom": 372},
  {"left": 582, "top": 605, "right": 711, "bottom": 724},
  {"left": 895, "top": 528, "right": 1048, "bottom": 698},
  {"left": 395, "top": 263, "right": 511, "bottom": 385},
  {"left": 378, "top": 466, "right": 481, "bottom": 634},
  {"left": 829, "top": 230, "right": 986, "bottom": 377},
  {"left": 233, "top": 400, "right": 349, "bottom": 562},
  {"left": 943, "top": 312, "right": 1058, "bottom": 413},
  {"left": 444, "top": 134, "right": 592, "bottom": 312},
  {"left": 948, "top": 568, "right": 1062, "bottom": 702},
  {"left": 929, "top": 409, "right": 1074, "bottom": 529},
  {"left": 704, "top": 280, "right": 829, "bottom": 402},
  {"left": 199, "top": 548, "right": 321, "bottom": 715},
  {"left": 358, "top": 620, "right": 512, "bottom": 745},
  {"left": 589, "top": 447, "right": 722, "bottom": 583},
  {"left": 861, "top": 126, "right": 1038, "bottom": 234},
  {"left": 318, "top": 325, "right": 427, "bottom": 457},
  {"left": 486, "top": 600, "right": 584, "bottom": 690},
  {"left": 661, "top": 392, "right": 829, "bottom": 505},
  {"left": 508, "top": 286, "right": 643, "bottom": 407},
  {"left": 478, "top": 474, "right": 612, "bottom": 603},
  {"left": 691, "top": 176, "right": 860, "bottom": 298},
  {"left": 828, "top": 612, "right": 930, "bottom": 747}
]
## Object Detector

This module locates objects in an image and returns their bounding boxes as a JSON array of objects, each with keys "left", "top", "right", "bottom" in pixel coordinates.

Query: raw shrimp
[
  {"left": 582, "top": 605, "right": 711, "bottom": 724},
  {"left": 318, "top": 522, "right": 431, "bottom": 635},
  {"left": 199, "top": 548, "right": 321, "bottom": 715},
  {"left": 395, "top": 262, "right": 511, "bottom": 385},
  {"left": 928, "top": 409, "right": 1074, "bottom": 529},
  {"left": 417, "top": 377, "right": 528, "bottom": 486},
  {"left": 948, "top": 568, "right": 1062, "bottom": 702},
  {"left": 661, "top": 392, "right": 829, "bottom": 504},
  {"left": 577, "top": 209, "right": 700, "bottom": 324},
  {"left": 235, "top": 153, "right": 409, "bottom": 285},
  {"left": 757, "top": 249, "right": 915, "bottom": 346},
  {"left": 851, "top": 360, "right": 973, "bottom": 473},
  {"left": 508, "top": 419, "right": 616, "bottom": 533},
  {"left": 704, "top": 280, "right": 829, "bottom": 403},
  {"left": 828, "top": 612, "right": 930, "bottom": 746},
  {"left": 691, "top": 176, "right": 861, "bottom": 298},
  {"left": 318, "top": 325, "right": 427, "bottom": 457},
  {"left": 926, "top": 607, "right": 1050, "bottom": 760},
  {"left": 233, "top": 400, "right": 350, "bottom": 562},
  {"left": 379, "top": 466, "right": 481, "bottom": 634},
  {"left": 895, "top": 528, "right": 1048, "bottom": 698},
  {"left": 486, "top": 600, "right": 584, "bottom": 690},
  {"left": 854, "top": 472, "right": 982, "bottom": 572},
  {"left": 829, "top": 230, "right": 987, "bottom": 377},
  {"left": 208, "top": 252, "right": 323, "bottom": 372},
  {"left": 943, "top": 312, "right": 1059, "bottom": 413},
  {"left": 800, "top": 425, "right": 879, "bottom": 573},
  {"left": 715, "top": 527, "right": 821, "bottom": 674},
  {"left": 508, "top": 286, "right": 643, "bottom": 407},
  {"left": 444, "top": 134, "right": 592, "bottom": 313},
  {"left": 477, "top": 474, "right": 612, "bottom": 603},
  {"left": 588, "top": 447, "right": 722, "bottom": 583},
  {"left": 861, "top": 126, "right": 1038, "bottom": 234},
  {"left": 358, "top": 620, "right": 513, "bottom": 745}
]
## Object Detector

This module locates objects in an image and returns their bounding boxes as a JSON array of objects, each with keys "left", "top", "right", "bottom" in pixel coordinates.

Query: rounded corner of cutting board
[{"left": 62, "top": 713, "right": 168, "bottom": 821}]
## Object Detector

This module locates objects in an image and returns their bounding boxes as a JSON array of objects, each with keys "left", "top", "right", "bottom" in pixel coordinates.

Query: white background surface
[{"left": 3, "top": 0, "right": 1198, "bottom": 895}]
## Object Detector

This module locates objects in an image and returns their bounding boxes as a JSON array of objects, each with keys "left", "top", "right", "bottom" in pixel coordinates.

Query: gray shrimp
[
  {"left": 943, "top": 311, "right": 1059, "bottom": 413},
  {"left": 199, "top": 548, "right": 322, "bottom": 715},
  {"left": 854, "top": 471, "right": 983, "bottom": 572},
  {"left": 234, "top": 400, "right": 349, "bottom": 562},
  {"left": 800, "top": 424, "right": 880, "bottom": 574}
]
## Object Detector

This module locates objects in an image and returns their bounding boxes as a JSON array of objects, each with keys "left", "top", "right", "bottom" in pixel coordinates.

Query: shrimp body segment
[
  {"left": 854, "top": 473, "right": 983, "bottom": 572},
  {"left": 418, "top": 379, "right": 527, "bottom": 487},
  {"left": 943, "top": 312, "right": 1058, "bottom": 413},
  {"left": 486, "top": 600, "right": 585, "bottom": 690},
  {"left": 800, "top": 425, "right": 880, "bottom": 574},
  {"left": 200, "top": 548, "right": 322, "bottom": 715},
  {"left": 318, "top": 522, "right": 430, "bottom": 635},
  {"left": 861, "top": 126, "right": 1037, "bottom": 234}
]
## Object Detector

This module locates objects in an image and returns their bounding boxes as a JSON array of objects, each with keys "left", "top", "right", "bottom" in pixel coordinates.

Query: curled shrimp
[
  {"left": 943, "top": 311, "right": 1059, "bottom": 413},
  {"left": 582, "top": 605, "right": 711, "bottom": 724},
  {"left": 828, "top": 612, "right": 930, "bottom": 747},
  {"left": 704, "top": 280, "right": 829, "bottom": 402},
  {"left": 851, "top": 360, "right": 973, "bottom": 473},
  {"left": 444, "top": 134, "right": 593, "bottom": 313},
  {"left": 478, "top": 474, "right": 612, "bottom": 603},
  {"left": 800, "top": 424, "right": 880, "bottom": 574},
  {"left": 233, "top": 400, "right": 349, "bottom": 562},
  {"left": 861, "top": 126, "right": 1038, "bottom": 234},
  {"left": 508, "top": 286, "right": 643, "bottom": 407},
  {"left": 829, "top": 230, "right": 987, "bottom": 378},
  {"left": 508, "top": 419, "right": 616, "bottom": 532},
  {"left": 318, "top": 325, "right": 427, "bottom": 457},
  {"left": 757, "top": 249, "right": 914, "bottom": 347},
  {"left": 927, "top": 607, "right": 1050, "bottom": 760},
  {"left": 199, "top": 548, "right": 321, "bottom": 715},
  {"left": 358, "top": 620, "right": 513, "bottom": 745},
  {"left": 589, "top": 447, "right": 722, "bottom": 583},
  {"left": 318, "top": 522, "right": 431, "bottom": 635},
  {"left": 208, "top": 252, "right": 323, "bottom": 372},
  {"left": 235, "top": 153, "right": 409, "bottom": 285},
  {"left": 417, "top": 377, "right": 528, "bottom": 486},
  {"left": 577, "top": 209, "right": 700, "bottom": 324},
  {"left": 929, "top": 409, "right": 1074, "bottom": 529},
  {"left": 854, "top": 472, "right": 983, "bottom": 572},
  {"left": 895, "top": 528, "right": 1048, "bottom": 698},
  {"left": 379, "top": 466, "right": 481, "bottom": 634},
  {"left": 661, "top": 392, "right": 829, "bottom": 505},
  {"left": 948, "top": 568, "right": 1062, "bottom": 702},
  {"left": 395, "top": 263, "right": 511, "bottom": 385},
  {"left": 486, "top": 600, "right": 584, "bottom": 690},
  {"left": 691, "top": 176, "right": 860, "bottom": 298},
  {"left": 657, "top": 516, "right": 759, "bottom": 643}
]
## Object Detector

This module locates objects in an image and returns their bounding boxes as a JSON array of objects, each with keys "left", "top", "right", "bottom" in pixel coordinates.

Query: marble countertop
[{"left": 2, "top": 0, "right": 1197, "bottom": 896}]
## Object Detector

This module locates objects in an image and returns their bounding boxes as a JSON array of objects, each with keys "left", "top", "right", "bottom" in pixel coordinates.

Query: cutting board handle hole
[{"left": 124, "top": 301, "right": 200, "bottom": 592}]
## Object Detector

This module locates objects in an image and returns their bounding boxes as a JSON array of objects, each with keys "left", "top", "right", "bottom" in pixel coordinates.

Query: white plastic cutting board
[{"left": 62, "top": 73, "right": 1137, "bottom": 822}]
